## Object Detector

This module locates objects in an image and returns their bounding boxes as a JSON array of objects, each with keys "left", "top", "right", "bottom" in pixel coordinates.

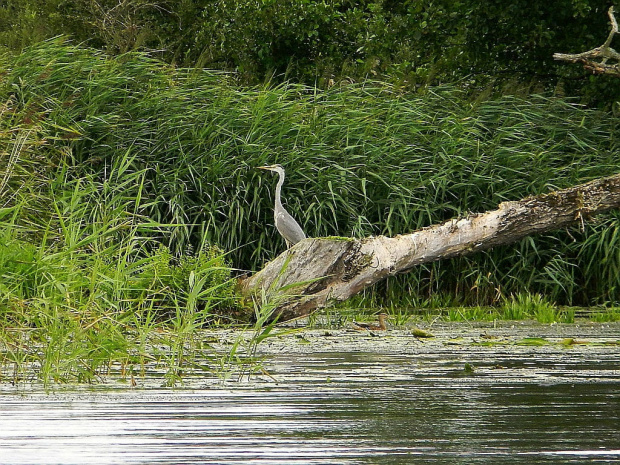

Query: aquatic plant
[
  {"left": 0, "top": 151, "right": 242, "bottom": 386},
  {"left": 500, "top": 293, "right": 560, "bottom": 323},
  {"left": 1, "top": 40, "right": 620, "bottom": 387},
  {"left": 590, "top": 307, "right": 620, "bottom": 322},
  {"left": 3, "top": 40, "right": 620, "bottom": 308}
]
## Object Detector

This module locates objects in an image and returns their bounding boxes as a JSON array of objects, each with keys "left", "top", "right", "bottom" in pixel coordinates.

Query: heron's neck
[{"left": 274, "top": 171, "right": 285, "bottom": 210}]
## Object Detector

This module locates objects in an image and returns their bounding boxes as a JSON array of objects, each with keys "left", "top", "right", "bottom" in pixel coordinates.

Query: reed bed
[
  {"left": 3, "top": 39, "right": 620, "bottom": 313},
  {"left": 0, "top": 147, "right": 246, "bottom": 384}
]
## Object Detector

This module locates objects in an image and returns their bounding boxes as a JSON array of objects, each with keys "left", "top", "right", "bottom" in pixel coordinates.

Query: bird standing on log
[{"left": 258, "top": 164, "right": 306, "bottom": 248}]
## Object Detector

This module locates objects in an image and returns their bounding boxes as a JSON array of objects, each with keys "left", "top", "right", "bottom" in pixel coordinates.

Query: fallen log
[{"left": 239, "top": 173, "right": 620, "bottom": 322}]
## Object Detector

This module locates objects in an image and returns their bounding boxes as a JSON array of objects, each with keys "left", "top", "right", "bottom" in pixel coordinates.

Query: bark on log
[{"left": 240, "top": 173, "right": 620, "bottom": 322}]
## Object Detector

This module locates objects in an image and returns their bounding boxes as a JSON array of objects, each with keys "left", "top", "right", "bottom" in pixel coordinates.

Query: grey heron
[{"left": 258, "top": 164, "right": 306, "bottom": 248}]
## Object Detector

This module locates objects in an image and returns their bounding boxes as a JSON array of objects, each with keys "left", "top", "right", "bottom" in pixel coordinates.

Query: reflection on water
[{"left": 1, "top": 346, "right": 619, "bottom": 464}]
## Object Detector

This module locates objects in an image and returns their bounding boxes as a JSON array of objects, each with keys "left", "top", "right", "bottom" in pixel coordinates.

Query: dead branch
[{"left": 553, "top": 6, "right": 620, "bottom": 76}]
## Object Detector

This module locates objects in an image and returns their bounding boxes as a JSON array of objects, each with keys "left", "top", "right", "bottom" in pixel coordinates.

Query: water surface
[{"left": 1, "top": 323, "right": 619, "bottom": 464}]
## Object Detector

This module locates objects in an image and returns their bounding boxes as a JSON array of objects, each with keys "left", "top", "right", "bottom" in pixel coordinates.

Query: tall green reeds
[
  {"left": 2, "top": 39, "right": 620, "bottom": 309},
  {"left": 0, "top": 147, "right": 239, "bottom": 384}
]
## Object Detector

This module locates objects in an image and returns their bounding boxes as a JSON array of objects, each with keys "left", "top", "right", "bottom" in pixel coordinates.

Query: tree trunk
[{"left": 239, "top": 173, "right": 620, "bottom": 322}]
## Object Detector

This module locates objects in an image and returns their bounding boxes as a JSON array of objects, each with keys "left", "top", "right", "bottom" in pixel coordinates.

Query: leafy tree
[{"left": 1, "top": 1, "right": 618, "bottom": 102}]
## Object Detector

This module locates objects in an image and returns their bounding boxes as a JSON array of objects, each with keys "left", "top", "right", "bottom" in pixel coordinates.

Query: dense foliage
[
  {"left": 2, "top": 3, "right": 618, "bottom": 387},
  {"left": 1, "top": 0, "right": 619, "bottom": 104},
  {"left": 0, "top": 149, "right": 241, "bottom": 384},
  {"left": 2, "top": 41, "right": 619, "bottom": 310}
]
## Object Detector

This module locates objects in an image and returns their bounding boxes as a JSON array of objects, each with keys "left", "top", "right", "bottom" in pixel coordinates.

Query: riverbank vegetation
[
  {"left": 4, "top": 40, "right": 620, "bottom": 307},
  {"left": 1, "top": 3, "right": 619, "bottom": 384},
  {"left": 2, "top": 1, "right": 619, "bottom": 106}
]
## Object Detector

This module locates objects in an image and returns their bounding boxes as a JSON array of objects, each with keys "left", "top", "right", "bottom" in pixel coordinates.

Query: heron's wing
[{"left": 275, "top": 209, "right": 306, "bottom": 245}]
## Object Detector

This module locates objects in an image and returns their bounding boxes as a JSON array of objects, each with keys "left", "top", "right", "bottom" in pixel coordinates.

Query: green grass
[
  {"left": 0, "top": 151, "right": 250, "bottom": 386},
  {"left": 590, "top": 308, "right": 620, "bottom": 322},
  {"left": 1, "top": 40, "right": 620, "bottom": 384},
  {"left": 499, "top": 293, "right": 570, "bottom": 323},
  {"left": 3, "top": 41, "right": 619, "bottom": 312},
  {"left": 322, "top": 296, "right": 613, "bottom": 328},
  {"left": 446, "top": 307, "right": 498, "bottom": 322}
]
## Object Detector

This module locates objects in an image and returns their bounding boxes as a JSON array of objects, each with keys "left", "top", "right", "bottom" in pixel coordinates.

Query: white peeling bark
[{"left": 239, "top": 173, "right": 620, "bottom": 322}]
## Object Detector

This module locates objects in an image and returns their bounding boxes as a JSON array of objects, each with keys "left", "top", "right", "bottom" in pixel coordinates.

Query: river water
[{"left": 1, "top": 322, "right": 619, "bottom": 464}]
